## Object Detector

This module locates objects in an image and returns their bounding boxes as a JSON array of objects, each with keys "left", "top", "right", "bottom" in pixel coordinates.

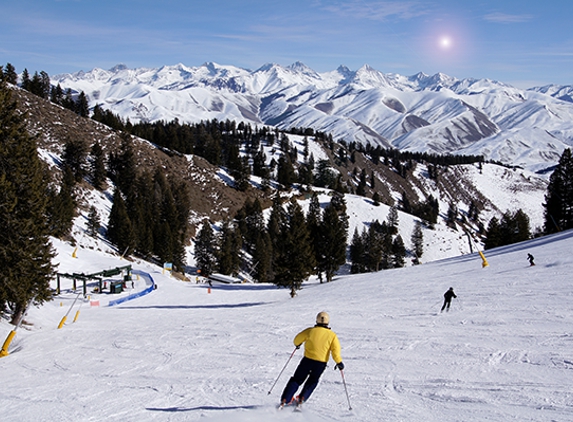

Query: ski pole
[
  {"left": 268, "top": 347, "right": 298, "bottom": 395},
  {"left": 340, "top": 369, "right": 352, "bottom": 410}
]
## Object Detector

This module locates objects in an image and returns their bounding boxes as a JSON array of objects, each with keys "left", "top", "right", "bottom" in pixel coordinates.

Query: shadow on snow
[
  {"left": 118, "top": 302, "right": 270, "bottom": 310},
  {"left": 146, "top": 404, "right": 263, "bottom": 412}
]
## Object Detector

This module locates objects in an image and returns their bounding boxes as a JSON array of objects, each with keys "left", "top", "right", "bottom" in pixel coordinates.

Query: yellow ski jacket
[{"left": 294, "top": 326, "right": 342, "bottom": 364}]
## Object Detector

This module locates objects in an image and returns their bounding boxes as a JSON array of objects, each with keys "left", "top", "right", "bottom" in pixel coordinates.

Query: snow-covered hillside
[
  {"left": 2, "top": 213, "right": 573, "bottom": 421},
  {"left": 52, "top": 62, "right": 573, "bottom": 172}
]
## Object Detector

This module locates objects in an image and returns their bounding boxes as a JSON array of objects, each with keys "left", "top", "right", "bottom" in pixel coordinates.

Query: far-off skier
[
  {"left": 527, "top": 253, "right": 535, "bottom": 266},
  {"left": 279, "top": 312, "right": 344, "bottom": 409},
  {"left": 441, "top": 287, "right": 457, "bottom": 312}
]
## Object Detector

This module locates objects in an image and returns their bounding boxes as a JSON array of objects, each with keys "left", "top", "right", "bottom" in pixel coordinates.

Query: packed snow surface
[{"left": 2, "top": 231, "right": 573, "bottom": 421}]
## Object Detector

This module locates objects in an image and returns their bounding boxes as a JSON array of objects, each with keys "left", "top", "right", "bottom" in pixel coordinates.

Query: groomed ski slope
[{"left": 1, "top": 231, "right": 573, "bottom": 421}]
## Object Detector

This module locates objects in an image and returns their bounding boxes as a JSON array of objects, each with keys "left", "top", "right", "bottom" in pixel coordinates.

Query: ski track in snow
[{"left": 2, "top": 232, "right": 573, "bottom": 421}]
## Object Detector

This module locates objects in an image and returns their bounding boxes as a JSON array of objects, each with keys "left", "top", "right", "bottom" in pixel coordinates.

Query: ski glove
[
  {"left": 334, "top": 362, "right": 344, "bottom": 370},
  {"left": 295, "top": 344, "right": 301, "bottom": 350}
]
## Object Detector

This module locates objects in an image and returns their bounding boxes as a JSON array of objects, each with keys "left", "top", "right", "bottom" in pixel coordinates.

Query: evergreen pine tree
[
  {"left": 29, "top": 71, "right": 44, "bottom": 97},
  {"left": 306, "top": 192, "right": 322, "bottom": 279},
  {"left": 108, "top": 133, "right": 137, "bottom": 200},
  {"left": 356, "top": 169, "right": 367, "bottom": 196},
  {"left": 0, "top": 81, "right": 55, "bottom": 323},
  {"left": 365, "top": 224, "right": 383, "bottom": 271},
  {"left": 237, "top": 198, "right": 265, "bottom": 254},
  {"left": 131, "top": 172, "right": 155, "bottom": 259},
  {"left": 232, "top": 156, "right": 250, "bottom": 191},
  {"left": 513, "top": 209, "right": 531, "bottom": 242},
  {"left": 251, "top": 230, "right": 272, "bottom": 282},
  {"left": 498, "top": 209, "right": 531, "bottom": 246},
  {"left": 349, "top": 228, "right": 366, "bottom": 274},
  {"left": 75, "top": 91, "right": 89, "bottom": 117},
  {"left": 411, "top": 221, "right": 424, "bottom": 265},
  {"left": 267, "top": 193, "right": 287, "bottom": 283},
  {"left": 277, "top": 154, "right": 296, "bottom": 189},
  {"left": 62, "top": 138, "right": 89, "bottom": 183},
  {"left": 86, "top": 206, "right": 101, "bottom": 238},
  {"left": 315, "top": 159, "right": 335, "bottom": 188},
  {"left": 195, "top": 221, "right": 217, "bottom": 277},
  {"left": 107, "top": 188, "right": 135, "bottom": 255},
  {"left": 149, "top": 169, "right": 173, "bottom": 263},
  {"left": 317, "top": 202, "right": 348, "bottom": 282},
  {"left": 39, "top": 71, "right": 51, "bottom": 99},
  {"left": 89, "top": 141, "right": 107, "bottom": 190},
  {"left": 170, "top": 178, "right": 191, "bottom": 270},
  {"left": 379, "top": 231, "right": 394, "bottom": 270},
  {"left": 387, "top": 205, "right": 399, "bottom": 235},
  {"left": 3, "top": 63, "right": 18, "bottom": 85},
  {"left": 62, "top": 88, "right": 75, "bottom": 111},
  {"left": 372, "top": 192, "right": 381, "bottom": 206},
  {"left": 400, "top": 191, "right": 411, "bottom": 213},
  {"left": 20, "top": 68, "right": 31, "bottom": 91},
  {"left": 484, "top": 216, "right": 502, "bottom": 250},
  {"left": 544, "top": 148, "right": 573, "bottom": 233},
  {"left": 47, "top": 166, "right": 76, "bottom": 238},
  {"left": 275, "top": 199, "right": 314, "bottom": 297},
  {"left": 217, "top": 220, "right": 242, "bottom": 275},
  {"left": 252, "top": 148, "right": 268, "bottom": 179},
  {"left": 50, "top": 84, "right": 64, "bottom": 105},
  {"left": 155, "top": 221, "right": 174, "bottom": 265},
  {"left": 392, "top": 235, "right": 406, "bottom": 268}
]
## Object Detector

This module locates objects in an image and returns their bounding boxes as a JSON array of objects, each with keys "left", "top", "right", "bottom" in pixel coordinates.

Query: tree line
[
  {"left": 1, "top": 63, "right": 89, "bottom": 117},
  {"left": 194, "top": 192, "right": 349, "bottom": 297},
  {"left": 349, "top": 206, "right": 409, "bottom": 273}
]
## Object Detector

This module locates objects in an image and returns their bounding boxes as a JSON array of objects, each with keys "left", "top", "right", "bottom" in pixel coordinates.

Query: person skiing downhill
[
  {"left": 527, "top": 253, "right": 535, "bottom": 266},
  {"left": 279, "top": 312, "right": 344, "bottom": 409},
  {"left": 441, "top": 287, "right": 457, "bottom": 312}
]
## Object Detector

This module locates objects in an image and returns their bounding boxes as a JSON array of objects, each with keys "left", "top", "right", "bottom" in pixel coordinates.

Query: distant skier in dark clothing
[
  {"left": 279, "top": 312, "right": 343, "bottom": 409},
  {"left": 527, "top": 253, "right": 535, "bottom": 266},
  {"left": 441, "top": 287, "right": 457, "bottom": 312}
]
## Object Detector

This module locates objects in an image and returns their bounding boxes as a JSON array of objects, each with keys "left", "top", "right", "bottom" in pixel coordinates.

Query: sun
[{"left": 439, "top": 36, "right": 452, "bottom": 49}]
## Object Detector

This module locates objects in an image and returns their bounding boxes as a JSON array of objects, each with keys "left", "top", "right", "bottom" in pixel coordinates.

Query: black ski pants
[
  {"left": 281, "top": 356, "right": 327, "bottom": 403},
  {"left": 441, "top": 299, "right": 452, "bottom": 311}
]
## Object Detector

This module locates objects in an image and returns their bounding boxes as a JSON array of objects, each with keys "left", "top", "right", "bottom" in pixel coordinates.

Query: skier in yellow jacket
[{"left": 280, "top": 311, "right": 344, "bottom": 407}]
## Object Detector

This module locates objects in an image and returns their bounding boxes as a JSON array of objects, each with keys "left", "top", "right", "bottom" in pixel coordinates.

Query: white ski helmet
[{"left": 316, "top": 311, "right": 330, "bottom": 325}]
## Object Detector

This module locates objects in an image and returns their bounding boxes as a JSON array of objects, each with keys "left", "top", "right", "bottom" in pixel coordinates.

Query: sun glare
[{"left": 439, "top": 36, "right": 452, "bottom": 49}]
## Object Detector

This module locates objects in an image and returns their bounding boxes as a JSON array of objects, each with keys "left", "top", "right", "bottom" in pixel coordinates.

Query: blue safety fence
[{"left": 108, "top": 270, "right": 155, "bottom": 307}]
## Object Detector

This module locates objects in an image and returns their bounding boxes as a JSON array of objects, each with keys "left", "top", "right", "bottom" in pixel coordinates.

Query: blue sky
[{"left": 1, "top": 0, "right": 572, "bottom": 88}]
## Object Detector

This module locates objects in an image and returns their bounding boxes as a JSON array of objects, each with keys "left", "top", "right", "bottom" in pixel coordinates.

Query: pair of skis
[{"left": 277, "top": 399, "right": 303, "bottom": 412}]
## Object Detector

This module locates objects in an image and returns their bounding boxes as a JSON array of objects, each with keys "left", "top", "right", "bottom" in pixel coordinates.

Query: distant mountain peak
[
  {"left": 287, "top": 61, "right": 309, "bottom": 71},
  {"left": 255, "top": 63, "right": 280, "bottom": 73},
  {"left": 109, "top": 64, "right": 128, "bottom": 73}
]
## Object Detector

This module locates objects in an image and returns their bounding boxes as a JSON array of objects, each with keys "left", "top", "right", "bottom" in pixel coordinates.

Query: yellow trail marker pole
[
  {"left": 479, "top": 251, "right": 489, "bottom": 268},
  {"left": 1, "top": 299, "right": 34, "bottom": 357},
  {"left": 466, "top": 229, "right": 489, "bottom": 268},
  {"left": 58, "top": 292, "right": 82, "bottom": 329},
  {"left": 72, "top": 295, "right": 88, "bottom": 323}
]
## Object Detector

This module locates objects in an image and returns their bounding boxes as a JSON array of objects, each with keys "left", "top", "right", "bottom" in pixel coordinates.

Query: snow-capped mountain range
[{"left": 53, "top": 62, "right": 573, "bottom": 173}]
